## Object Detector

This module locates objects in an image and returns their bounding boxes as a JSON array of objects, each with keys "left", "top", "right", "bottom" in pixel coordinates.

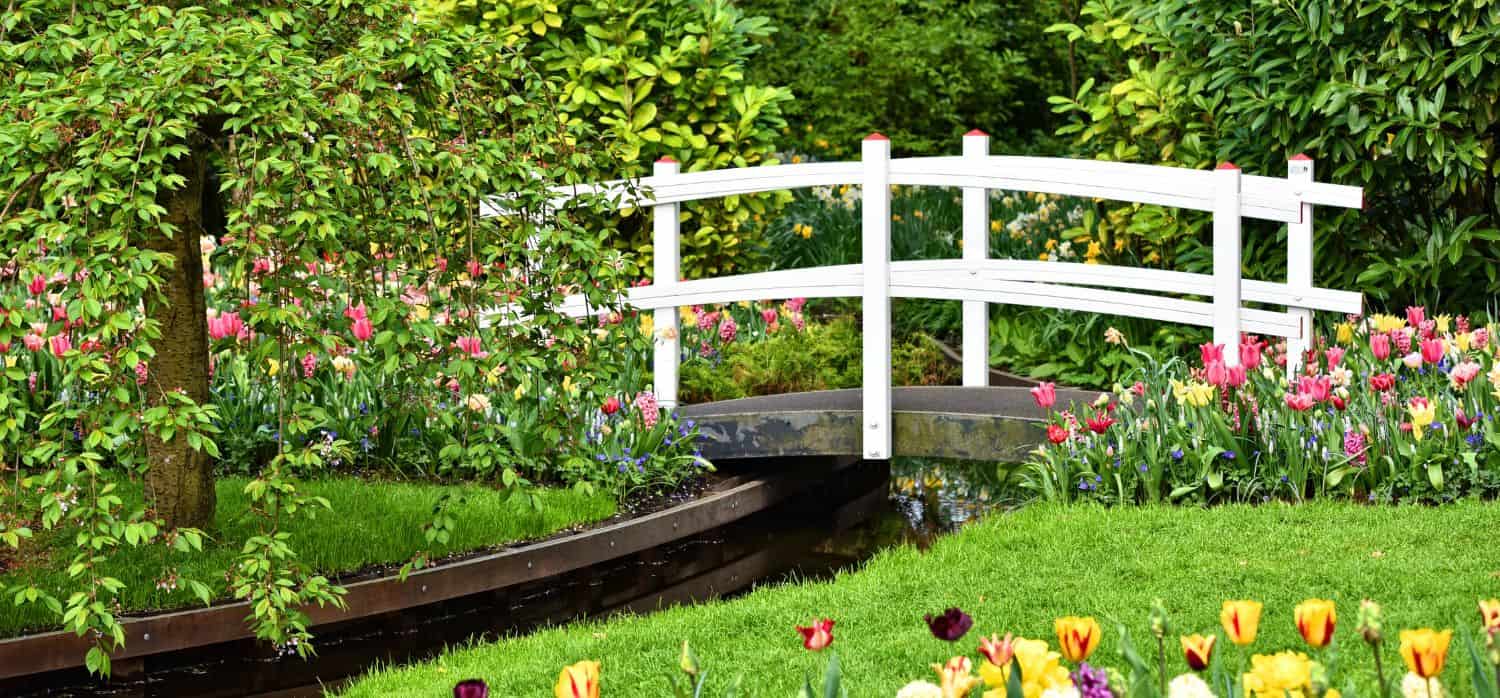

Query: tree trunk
[{"left": 142, "top": 140, "right": 216, "bottom": 530}]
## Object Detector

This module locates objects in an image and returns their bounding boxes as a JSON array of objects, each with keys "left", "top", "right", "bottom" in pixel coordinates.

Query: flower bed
[{"left": 1025, "top": 309, "right": 1500, "bottom": 504}]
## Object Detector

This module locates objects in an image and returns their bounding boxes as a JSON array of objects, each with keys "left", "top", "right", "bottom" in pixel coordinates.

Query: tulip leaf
[
  {"left": 822, "top": 651, "right": 841, "bottom": 698},
  {"left": 1460, "top": 623, "right": 1499, "bottom": 698},
  {"left": 1006, "top": 655, "right": 1025, "bottom": 698},
  {"left": 1426, "top": 463, "right": 1444, "bottom": 490}
]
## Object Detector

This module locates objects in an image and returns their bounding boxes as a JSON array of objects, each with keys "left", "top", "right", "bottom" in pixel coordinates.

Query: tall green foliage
[
  {"left": 426, "top": 0, "right": 793, "bottom": 278},
  {"left": 1049, "top": 0, "right": 1500, "bottom": 306},
  {"left": 742, "top": 0, "right": 1076, "bottom": 156},
  {"left": 1, "top": 0, "right": 624, "bottom": 671}
]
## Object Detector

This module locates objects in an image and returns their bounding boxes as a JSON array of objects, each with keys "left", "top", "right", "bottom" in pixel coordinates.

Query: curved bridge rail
[{"left": 485, "top": 133, "right": 1364, "bottom": 460}]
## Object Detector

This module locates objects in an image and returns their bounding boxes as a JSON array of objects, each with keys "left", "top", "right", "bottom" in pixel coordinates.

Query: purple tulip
[
  {"left": 924, "top": 607, "right": 973, "bottom": 642},
  {"left": 454, "top": 679, "right": 489, "bottom": 698}
]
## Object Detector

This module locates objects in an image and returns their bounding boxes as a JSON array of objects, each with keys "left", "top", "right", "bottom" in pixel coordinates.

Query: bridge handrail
[{"left": 486, "top": 133, "right": 1363, "bottom": 460}]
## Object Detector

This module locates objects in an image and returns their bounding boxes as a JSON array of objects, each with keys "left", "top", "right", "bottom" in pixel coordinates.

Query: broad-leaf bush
[
  {"left": 426, "top": 0, "right": 794, "bottom": 278},
  {"left": 1048, "top": 0, "right": 1500, "bottom": 306}
]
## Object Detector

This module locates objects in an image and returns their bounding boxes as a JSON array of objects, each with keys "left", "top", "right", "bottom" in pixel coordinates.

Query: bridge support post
[
  {"left": 1213, "top": 162, "right": 1242, "bottom": 367},
  {"left": 653, "top": 157, "right": 681, "bottom": 409},
  {"left": 1285, "top": 154, "right": 1315, "bottom": 376},
  {"left": 961, "top": 130, "right": 990, "bottom": 387},
  {"left": 861, "top": 134, "right": 892, "bottom": 459}
]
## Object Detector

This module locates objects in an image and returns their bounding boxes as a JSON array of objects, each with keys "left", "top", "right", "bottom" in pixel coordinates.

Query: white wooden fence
[{"left": 484, "top": 133, "right": 1363, "bottom": 460}]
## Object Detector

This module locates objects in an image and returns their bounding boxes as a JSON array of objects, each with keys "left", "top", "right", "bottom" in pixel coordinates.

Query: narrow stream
[{"left": 8, "top": 458, "right": 1010, "bottom": 697}]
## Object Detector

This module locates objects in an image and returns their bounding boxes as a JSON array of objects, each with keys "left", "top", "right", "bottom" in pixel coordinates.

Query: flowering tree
[{"left": 1, "top": 0, "right": 628, "bottom": 669}]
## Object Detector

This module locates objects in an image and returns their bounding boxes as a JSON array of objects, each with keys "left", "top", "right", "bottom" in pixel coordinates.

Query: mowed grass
[
  {"left": 341, "top": 502, "right": 1500, "bottom": 697},
  {"left": 0, "top": 476, "right": 615, "bottom": 637}
]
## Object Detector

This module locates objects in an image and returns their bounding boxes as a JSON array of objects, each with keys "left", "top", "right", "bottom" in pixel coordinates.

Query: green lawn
[
  {"left": 340, "top": 502, "right": 1500, "bottom": 697},
  {"left": 0, "top": 476, "right": 615, "bottom": 637}
]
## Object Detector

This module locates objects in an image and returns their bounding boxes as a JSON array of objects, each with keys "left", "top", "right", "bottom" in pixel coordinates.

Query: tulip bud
[
  {"left": 1358, "top": 599, "right": 1383, "bottom": 646},
  {"left": 679, "top": 640, "right": 699, "bottom": 677},
  {"left": 1150, "top": 599, "right": 1171, "bottom": 640}
]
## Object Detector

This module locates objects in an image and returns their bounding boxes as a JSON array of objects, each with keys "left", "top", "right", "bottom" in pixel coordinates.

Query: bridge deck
[{"left": 680, "top": 386, "right": 1101, "bottom": 461}]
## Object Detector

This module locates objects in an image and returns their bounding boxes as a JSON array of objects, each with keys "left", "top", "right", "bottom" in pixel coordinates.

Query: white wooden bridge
[{"left": 487, "top": 132, "right": 1363, "bottom": 460}]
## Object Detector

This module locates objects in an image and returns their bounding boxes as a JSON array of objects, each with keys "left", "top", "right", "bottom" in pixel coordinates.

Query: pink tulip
[
  {"left": 1204, "top": 360, "right": 1229, "bottom": 387},
  {"left": 760, "top": 308, "right": 778, "bottom": 324},
  {"left": 23, "top": 333, "right": 44, "bottom": 352},
  {"left": 454, "top": 336, "right": 487, "bottom": 358},
  {"left": 1030, "top": 382, "right": 1057, "bottom": 410},
  {"left": 1402, "top": 352, "right": 1423, "bottom": 369},
  {"left": 207, "top": 312, "right": 244, "bottom": 341},
  {"left": 344, "top": 303, "right": 369, "bottom": 322},
  {"left": 1419, "top": 338, "right": 1443, "bottom": 364},
  {"left": 1297, "top": 375, "right": 1332, "bottom": 403},
  {"left": 1226, "top": 364, "right": 1247, "bottom": 388},
  {"left": 352, "top": 316, "right": 373, "bottom": 342},
  {"left": 435, "top": 257, "right": 448, "bottom": 273},
  {"left": 48, "top": 334, "right": 71, "bottom": 357},
  {"left": 1239, "top": 337, "right": 1265, "bottom": 369},
  {"left": 1370, "top": 333, "right": 1391, "bottom": 360},
  {"left": 1284, "top": 392, "right": 1315, "bottom": 411},
  {"left": 1200, "top": 342, "right": 1225, "bottom": 366},
  {"left": 1406, "top": 305, "right": 1426, "bottom": 328},
  {"left": 1324, "top": 346, "right": 1345, "bottom": 368},
  {"left": 1451, "top": 361, "right": 1481, "bottom": 387}
]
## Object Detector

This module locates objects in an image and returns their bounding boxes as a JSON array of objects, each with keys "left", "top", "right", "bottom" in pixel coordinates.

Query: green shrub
[
  {"left": 741, "top": 0, "right": 1074, "bottom": 156},
  {"left": 425, "top": 0, "right": 793, "bottom": 278},
  {"left": 1048, "top": 0, "right": 1500, "bottom": 306}
]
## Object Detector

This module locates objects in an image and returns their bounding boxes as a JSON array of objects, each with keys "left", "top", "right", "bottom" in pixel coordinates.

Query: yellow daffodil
[
  {"left": 1222, "top": 600, "right": 1263, "bottom": 646},
  {"left": 562, "top": 375, "right": 578, "bottom": 395},
  {"left": 1242, "top": 651, "right": 1313, "bottom": 697},
  {"left": 410, "top": 304, "right": 431, "bottom": 322},
  {"left": 978, "top": 637, "right": 1071, "bottom": 698},
  {"left": 554, "top": 660, "right": 600, "bottom": 698},
  {"left": 1400, "top": 629, "right": 1452, "bottom": 679},
  {"left": 1295, "top": 599, "right": 1337, "bottom": 648}
]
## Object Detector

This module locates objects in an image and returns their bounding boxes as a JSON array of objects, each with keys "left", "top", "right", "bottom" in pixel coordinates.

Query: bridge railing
[{"left": 483, "top": 133, "right": 1364, "bottom": 460}]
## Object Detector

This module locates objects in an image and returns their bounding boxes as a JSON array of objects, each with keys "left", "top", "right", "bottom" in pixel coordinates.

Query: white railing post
[
  {"left": 961, "top": 130, "right": 990, "bottom": 387},
  {"left": 862, "top": 134, "right": 892, "bottom": 459},
  {"left": 652, "top": 156, "right": 681, "bottom": 409},
  {"left": 1213, "top": 162, "right": 1243, "bottom": 367},
  {"left": 1285, "top": 154, "right": 1315, "bottom": 375}
]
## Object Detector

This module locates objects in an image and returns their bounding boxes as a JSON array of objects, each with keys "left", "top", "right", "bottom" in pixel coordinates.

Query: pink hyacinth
[
  {"left": 697, "top": 309, "right": 717, "bottom": 332},
  {"left": 786, "top": 297, "right": 807, "bottom": 313},
  {"left": 301, "top": 352, "right": 317, "bottom": 378},
  {"left": 1343, "top": 430, "right": 1367, "bottom": 465},
  {"left": 1418, "top": 319, "right": 1436, "bottom": 340},
  {"left": 1393, "top": 329, "right": 1412, "bottom": 355},
  {"left": 634, "top": 390, "right": 660, "bottom": 428},
  {"left": 791, "top": 312, "right": 806, "bottom": 332},
  {"left": 1457, "top": 315, "right": 1471, "bottom": 334},
  {"left": 135, "top": 361, "right": 149, "bottom": 386},
  {"left": 1474, "top": 328, "right": 1490, "bottom": 349},
  {"left": 718, "top": 315, "right": 737, "bottom": 343}
]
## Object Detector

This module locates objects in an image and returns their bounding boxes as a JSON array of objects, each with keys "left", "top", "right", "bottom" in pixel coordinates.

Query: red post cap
[
  {"left": 655, "top": 156, "right": 678, "bottom": 164},
  {"left": 964, "top": 129, "right": 989, "bottom": 137},
  {"left": 1215, "top": 161, "right": 1240, "bottom": 170},
  {"left": 864, "top": 132, "right": 889, "bottom": 141},
  {"left": 1289, "top": 153, "right": 1313, "bottom": 161}
]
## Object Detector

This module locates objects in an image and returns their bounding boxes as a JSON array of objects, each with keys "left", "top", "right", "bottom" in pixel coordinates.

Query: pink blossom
[
  {"left": 696, "top": 309, "right": 717, "bottom": 332},
  {"left": 135, "top": 361, "right": 149, "bottom": 385},
  {"left": 718, "top": 315, "right": 737, "bottom": 343},
  {"left": 435, "top": 257, "right": 448, "bottom": 273},
  {"left": 1343, "top": 430, "right": 1367, "bottom": 465},
  {"left": 301, "top": 352, "right": 317, "bottom": 378},
  {"left": 48, "top": 334, "right": 71, "bottom": 357},
  {"left": 786, "top": 297, "right": 807, "bottom": 313},
  {"left": 1405, "top": 305, "right": 1426, "bottom": 328},
  {"left": 791, "top": 312, "right": 806, "bottom": 332},
  {"left": 466, "top": 259, "right": 483, "bottom": 278},
  {"left": 454, "top": 336, "right": 487, "bottom": 358},
  {"left": 1324, "top": 346, "right": 1345, "bottom": 368},
  {"left": 251, "top": 258, "right": 274, "bottom": 275},
  {"left": 634, "top": 391, "right": 660, "bottom": 428},
  {"left": 352, "top": 317, "right": 373, "bottom": 342},
  {"left": 344, "top": 303, "right": 369, "bottom": 322},
  {"left": 1456, "top": 315, "right": 1471, "bottom": 334}
]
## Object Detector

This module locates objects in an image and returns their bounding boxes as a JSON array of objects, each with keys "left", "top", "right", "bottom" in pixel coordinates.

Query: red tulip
[
  {"left": 601, "top": 396, "right": 621, "bottom": 415},
  {"left": 796, "top": 619, "right": 835, "bottom": 651},
  {"left": 1370, "top": 373, "right": 1396, "bottom": 392},
  {"left": 1331, "top": 395, "right": 1346, "bottom": 411},
  {"left": 27, "top": 275, "right": 45, "bottom": 296},
  {"left": 1046, "top": 423, "right": 1069, "bottom": 444},
  {"left": 1085, "top": 412, "right": 1115, "bottom": 434},
  {"left": 1370, "top": 333, "right": 1391, "bottom": 360},
  {"left": 1419, "top": 338, "right": 1443, "bottom": 364},
  {"left": 1030, "top": 382, "right": 1056, "bottom": 410},
  {"left": 1456, "top": 409, "right": 1478, "bottom": 430}
]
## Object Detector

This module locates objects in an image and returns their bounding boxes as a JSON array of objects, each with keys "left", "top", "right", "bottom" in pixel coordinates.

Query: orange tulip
[
  {"left": 554, "top": 660, "right": 600, "bottom": 698},
  {"left": 1295, "top": 599, "right": 1337, "bottom": 648},
  {"left": 1221, "top": 600, "right": 1263, "bottom": 646},
  {"left": 1399, "top": 629, "right": 1453, "bottom": 678},
  {"left": 1482, "top": 599, "right": 1500, "bottom": 634},
  {"left": 1055, "top": 616, "right": 1102, "bottom": 662},
  {"left": 1181, "top": 634, "right": 1216, "bottom": 671}
]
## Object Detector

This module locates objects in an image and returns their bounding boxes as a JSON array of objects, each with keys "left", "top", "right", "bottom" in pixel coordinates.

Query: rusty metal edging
[{"left": 0, "top": 460, "right": 857, "bottom": 681}]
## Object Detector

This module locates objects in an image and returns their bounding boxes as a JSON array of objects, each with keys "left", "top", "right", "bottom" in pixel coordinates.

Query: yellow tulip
[
  {"left": 3, "top": 355, "right": 15, "bottom": 369},
  {"left": 1399, "top": 629, "right": 1452, "bottom": 678},
  {"left": 1481, "top": 599, "right": 1500, "bottom": 634},
  {"left": 1372, "top": 314, "right": 1407, "bottom": 333},
  {"left": 1407, "top": 398, "right": 1437, "bottom": 441},
  {"left": 554, "top": 660, "right": 600, "bottom": 698},
  {"left": 1295, "top": 599, "right": 1337, "bottom": 648},
  {"left": 932, "top": 656, "right": 981, "bottom": 698},
  {"left": 1054, "top": 616, "right": 1101, "bottom": 662},
  {"left": 1436, "top": 314, "right": 1451, "bottom": 334},
  {"left": 640, "top": 314, "right": 654, "bottom": 337},
  {"left": 1335, "top": 322, "right": 1355, "bottom": 344},
  {"left": 1221, "top": 600, "right": 1263, "bottom": 645},
  {"left": 978, "top": 637, "right": 1070, "bottom": 698},
  {"left": 1242, "top": 651, "right": 1313, "bottom": 697},
  {"left": 266, "top": 358, "right": 280, "bottom": 377},
  {"left": 1456, "top": 332, "right": 1472, "bottom": 353}
]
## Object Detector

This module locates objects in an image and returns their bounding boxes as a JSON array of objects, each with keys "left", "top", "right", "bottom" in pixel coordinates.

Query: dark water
[{"left": 4, "top": 457, "right": 1007, "bottom": 697}]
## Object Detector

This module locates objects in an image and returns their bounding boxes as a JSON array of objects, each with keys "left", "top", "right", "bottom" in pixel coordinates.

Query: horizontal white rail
[{"left": 484, "top": 135, "right": 1365, "bottom": 460}]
